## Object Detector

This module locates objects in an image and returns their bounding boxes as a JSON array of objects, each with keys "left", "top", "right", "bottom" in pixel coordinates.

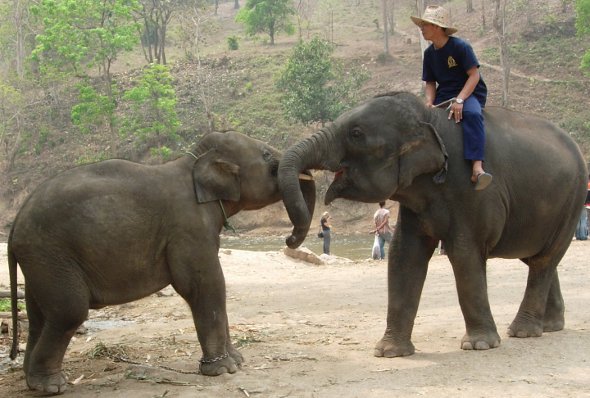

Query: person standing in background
[
  {"left": 372, "top": 202, "right": 394, "bottom": 260},
  {"left": 575, "top": 174, "right": 590, "bottom": 240},
  {"left": 320, "top": 211, "right": 332, "bottom": 255}
]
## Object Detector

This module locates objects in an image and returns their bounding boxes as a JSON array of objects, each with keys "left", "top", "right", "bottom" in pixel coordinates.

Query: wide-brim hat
[{"left": 411, "top": 5, "right": 458, "bottom": 35}]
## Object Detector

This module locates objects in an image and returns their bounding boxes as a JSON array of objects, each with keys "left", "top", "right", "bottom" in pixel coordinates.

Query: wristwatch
[{"left": 455, "top": 98, "right": 464, "bottom": 104}]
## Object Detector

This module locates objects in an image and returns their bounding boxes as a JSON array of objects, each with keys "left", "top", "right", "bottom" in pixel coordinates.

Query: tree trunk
[
  {"left": 270, "top": 21, "right": 275, "bottom": 45},
  {"left": 481, "top": 0, "right": 486, "bottom": 30},
  {"left": 234, "top": 0, "right": 240, "bottom": 9},
  {"left": 416, "top": 0, "right": 427, "bottom": 61},
  {"left": 382, "top": 0, "right": 389, "bottom": 56},
  {"left": 466, "top": 0, "right": 473, "bottom": 13},
  {"left": 7, "top": 113, "right": 22, "bottom": 171},
  {"left": 387, "top": 0, "right": 395, "bottom": 35},
  {"left": 493, "top": 0, "right": 510, "bottom": 106},
  {"left": 13, "top": 0, "right": 26, "bottom": 79}
]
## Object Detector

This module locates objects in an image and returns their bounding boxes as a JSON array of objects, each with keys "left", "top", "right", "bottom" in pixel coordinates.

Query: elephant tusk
[{"left": 298, "top": 173, "right": 313, "bottom": 181}]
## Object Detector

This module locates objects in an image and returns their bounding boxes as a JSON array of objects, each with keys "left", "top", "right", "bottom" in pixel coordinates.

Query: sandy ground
[{"left": 1, "top": 240, "right": 589, "bottom": 398}]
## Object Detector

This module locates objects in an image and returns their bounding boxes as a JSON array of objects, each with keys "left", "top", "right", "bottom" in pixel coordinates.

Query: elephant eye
[
  {"left": 262, "top": 150, "right": 273, "bottom": 162},
  {"left": 350, "top": 127, "right": 363, "bottom": 139}
]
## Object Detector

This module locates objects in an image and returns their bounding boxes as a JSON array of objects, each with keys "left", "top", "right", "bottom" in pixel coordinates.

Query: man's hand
[{"left": 448, "top": 101, "right": 463, "bottom": 123}]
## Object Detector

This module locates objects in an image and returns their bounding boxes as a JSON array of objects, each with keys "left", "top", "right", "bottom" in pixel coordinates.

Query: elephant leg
[
  {"left": 374, "top": 211, "right": 437, "bottom": 358},
  {"left": 25, "top": 270, "right": 89, "bottom": 394},
  {"left": 508, "top": 261, "right": 563, "bottom": 338},
  {"left": 447, "top": 237, "right": 500, "bottom": 351},
  {"left": 23, "top": 284, "right": 43, "bottom": 377},
  {"left": 543, "top": 271, "right": 565, "bottom": 332},
  {"left": 168, "top": 245, "right": 239, "bottom": 376}
]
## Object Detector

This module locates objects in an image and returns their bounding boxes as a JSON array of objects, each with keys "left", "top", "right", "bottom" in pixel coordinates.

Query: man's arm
[{"left": 424, "top": 81, "right": 437, "bottom": 107}]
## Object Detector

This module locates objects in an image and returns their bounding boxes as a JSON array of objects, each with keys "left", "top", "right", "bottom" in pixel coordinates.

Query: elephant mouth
[{"left": 325, "top": 167, "right": 348, "bottom": 204}]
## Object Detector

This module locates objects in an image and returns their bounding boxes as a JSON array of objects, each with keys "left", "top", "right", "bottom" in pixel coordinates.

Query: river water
[{"left": 220, "top": 232, "right": 377, "bottom": 261}]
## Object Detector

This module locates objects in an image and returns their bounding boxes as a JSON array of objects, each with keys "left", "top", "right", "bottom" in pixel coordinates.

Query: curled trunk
[{"left": 279, "top": 129, "right": 341, "bottom": 248}]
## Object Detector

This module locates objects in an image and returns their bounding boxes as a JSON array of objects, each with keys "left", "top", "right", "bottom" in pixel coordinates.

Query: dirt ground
[{"left": 1, "top": 239, "right": 589, "bottom": 398}]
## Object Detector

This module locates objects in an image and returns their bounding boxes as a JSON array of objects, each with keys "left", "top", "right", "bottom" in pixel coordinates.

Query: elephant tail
[{"left": 8, "top": 229, "right": 19, "bottom": 360}]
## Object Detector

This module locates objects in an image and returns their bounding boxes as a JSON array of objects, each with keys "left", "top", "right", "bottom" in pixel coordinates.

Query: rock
[
  {"left": 283, "top": 247, "right": 324, "bottom": 265},
  {"left": 0, "top": 290, "right": 24, "bottom": 299}
]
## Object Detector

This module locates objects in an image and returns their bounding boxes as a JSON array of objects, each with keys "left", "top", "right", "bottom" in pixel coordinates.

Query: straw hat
[{"left": 410, "top": 5, "right": 458, "bottom": 35}]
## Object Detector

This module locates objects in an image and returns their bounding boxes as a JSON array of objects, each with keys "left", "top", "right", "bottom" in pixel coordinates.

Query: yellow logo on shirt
[{"left": 447, "top": 56, "right": 458, "bottom": 68}]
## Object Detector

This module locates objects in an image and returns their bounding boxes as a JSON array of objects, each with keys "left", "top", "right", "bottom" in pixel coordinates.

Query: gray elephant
[
  {"left": 8, "top": 131, "right": 315, "bottom": 395},
  {"left": 278, "top": 92, "right": 587, "bottom": 359}
]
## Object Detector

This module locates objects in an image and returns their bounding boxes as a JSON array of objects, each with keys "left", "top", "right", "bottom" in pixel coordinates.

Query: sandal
[{"left": 474, "top": 172, "right": 493, "bottom": 191}]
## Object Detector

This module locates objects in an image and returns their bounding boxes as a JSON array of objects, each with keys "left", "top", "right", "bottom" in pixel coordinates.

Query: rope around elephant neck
[
  {"left": 185, "top": 151, "right": 199, "bottom": 160},
  {"left": 218, "top": 200, "right": 236, "bottom": 233},
  {"left": 185, "top": 151, "right": 236, "bottom": 233}
]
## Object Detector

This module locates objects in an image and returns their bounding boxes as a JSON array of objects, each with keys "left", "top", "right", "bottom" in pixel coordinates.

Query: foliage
[
  {"left": 150, "top": 145, "right": 174, "bottom": 160},
  {"left": 276, "top": 37, "right": 370, "bottom": 126},
  {"left": 227, "top": 35, "right": 240, "bottom": 50},
  {"left": 71, "top": 82, "right": 117, "bottom": 134},
  {"left": 120, "top": 63, "right": 181, "bottom": 148},
  {"left": 576, "top": 0, "right": 590, "bottom": 73},
  {"left": 0, "top": 298, "right": 25, "bottom": 312},
  {"left": 0, "top": 82, "right": 24, "bottom": 168},
  {"left": 31, "top": 0, "right": 140, "bottom": 80},
  {"left": 235, "top": 0, "right": 295, "bottom": 45},
  {"left": 76, "top": 151, "right": 110, "bottom": 165}
]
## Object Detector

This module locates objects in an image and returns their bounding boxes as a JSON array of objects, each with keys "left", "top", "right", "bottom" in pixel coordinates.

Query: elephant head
[
  {"left": 278, "top": 92, "right": 448, "bottom": 248},
  {"left": 192, "top": 131, "right": 316, "bottom": 220}
]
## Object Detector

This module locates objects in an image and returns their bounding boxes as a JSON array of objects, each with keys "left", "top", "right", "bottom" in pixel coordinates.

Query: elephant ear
[
  {"left": 398, "top": 121, "right": 448, "bottom": 189},
  {"left": 192, "top": 150, "right": 241, "bottom": 203}
]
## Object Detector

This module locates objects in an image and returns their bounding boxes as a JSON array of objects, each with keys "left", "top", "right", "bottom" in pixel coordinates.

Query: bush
[
  {"left": 276, "top": 37, "right": 370, "bottom": 125},
  {"left": 227, "top": 35, "right": 239, "bottom": 50},
  {"left": 120, "top": 64, "right": 181, "bottom": 148}
]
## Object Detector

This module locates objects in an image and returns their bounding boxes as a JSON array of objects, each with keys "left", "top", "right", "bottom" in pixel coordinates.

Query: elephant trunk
[{"left": 279, "top": 128, "right": 341, "bottom": 248}]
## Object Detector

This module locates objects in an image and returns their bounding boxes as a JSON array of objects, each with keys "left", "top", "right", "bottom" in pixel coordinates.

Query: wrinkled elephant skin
[
  {"left": 278, "top": 92, "right": 587, "bottom": 359},
  {"left": 8, "top": 131, "right": 315, "bottom": 395}
]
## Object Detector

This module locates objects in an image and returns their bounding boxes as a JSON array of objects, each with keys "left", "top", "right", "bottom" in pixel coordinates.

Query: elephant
[
  {"left": 8, "top": 131, "right": 315, "bottom": 395},
  {"left": 278, "top": 91, "right": 588, "bottom": 359}
]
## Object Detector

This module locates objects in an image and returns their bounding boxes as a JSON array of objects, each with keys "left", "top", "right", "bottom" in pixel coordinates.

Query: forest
[{"left": 1, "top": 0, "right": 589, "bottom": 234}]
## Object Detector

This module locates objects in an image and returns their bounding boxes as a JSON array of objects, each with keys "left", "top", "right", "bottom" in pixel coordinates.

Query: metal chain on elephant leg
[
  {"left": 105, "top": 352, "right": 200, "bottom": 375},
  {"left": 198, "top": 352, "right": 229, "bottom": 365}
]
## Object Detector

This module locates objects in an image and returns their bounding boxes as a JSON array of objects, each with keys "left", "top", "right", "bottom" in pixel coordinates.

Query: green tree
[
  {"left": 71, "top": 82, "right": 117, "bottom": 135},
  {"left": 31, "top": 0, "right": 141, "bottom": 145},
  {"left": 32, "top": 0, "right": 140, "bottom": 86},
  {"left": 576, "top": 0, "right": 590, "bottom": 73},
  {"left": 120, "top": 63, "right": 180, "bottom": 151},
  {"left": 235, "top": 0, "right": 295, "bottom": 45},
  {"left": 276, "top": 37, "right": 369, "bottom": 126}
]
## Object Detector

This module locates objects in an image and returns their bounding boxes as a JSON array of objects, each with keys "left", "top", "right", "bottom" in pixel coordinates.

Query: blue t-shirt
[{"left": 422, "top": 36, "right": 487, "bottom": 107}]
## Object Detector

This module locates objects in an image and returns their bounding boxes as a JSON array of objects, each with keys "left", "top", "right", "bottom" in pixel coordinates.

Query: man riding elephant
[{"left": 412, "top": 5, "right": 492, "bottom": 190}]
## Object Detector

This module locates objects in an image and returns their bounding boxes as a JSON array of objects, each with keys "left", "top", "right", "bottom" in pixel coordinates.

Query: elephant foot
[
  {"left": 374, "top": 336, "right": 415, "bottom": 358},
  {"left": 543, "top": 318, "right": 564, "bottom": 332},
  {"left": 199, "top": 353, "right": 239, "bottom": 376},
  {"left": 227, "top": 344, "right": 244, "bottom": 366},
  {"left": 543, "top": 312, "right": 565, "bottom": 332},
  {"left": 27, "top": 371, "right": 68, "bottom": 395},
  {"left": 507, "top": 317, "right": 543, "bottom": 338},
  {"left": 460, "top": 331, "right": 501, "bottom": 350}
]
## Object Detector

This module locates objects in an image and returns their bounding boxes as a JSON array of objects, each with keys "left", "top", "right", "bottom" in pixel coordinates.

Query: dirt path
[{"left": 1, "top": 241, "right": 589, "bottom": 397}]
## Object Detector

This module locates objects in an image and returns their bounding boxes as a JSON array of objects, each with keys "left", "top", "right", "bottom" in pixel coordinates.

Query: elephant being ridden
[
  {"left": 278, "top": 91, "right": 587, "bottom": 358},
  {"left": 8, "top": 131, "right": 315, "bottom": 395}
]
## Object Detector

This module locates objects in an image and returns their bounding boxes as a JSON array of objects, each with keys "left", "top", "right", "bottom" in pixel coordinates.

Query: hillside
[{"left": 1, "top": 0, "right": 589, "bottom": 237}]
